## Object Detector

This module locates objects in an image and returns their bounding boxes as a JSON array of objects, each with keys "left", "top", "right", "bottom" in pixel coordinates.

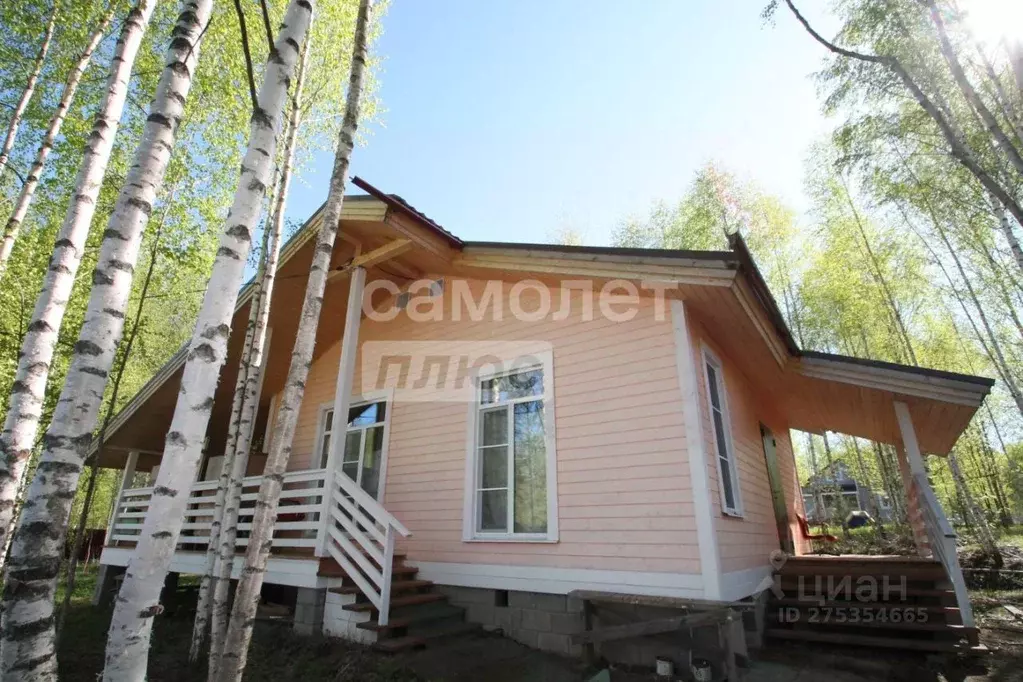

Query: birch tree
[
  {"left": 0, "top": 4, "right": 57, "bottom": 183},
  {"left": 0, "top": 3, "right": 117, "bottom": 279},
  {"left": 216, "top": 3, "right": 371, "bottom": 680},
  {"left": 0, "top": 0, "right": 156, "bottom": 575},
  {"left": 205, "top": 37, "right": 308, "bottom": 673},
  {"left": 103, "top": 3, "right": 313, "bottom": 678},
  {"left": 0, "top": 1, "right": 213, "bottom": 677}
]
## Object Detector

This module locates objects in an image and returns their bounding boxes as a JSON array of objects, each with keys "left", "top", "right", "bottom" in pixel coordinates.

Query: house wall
[
  {"left": 277, "top": 277, "right": 703, "bottom": 588},
  {"left": 686, "top": 312, "right": 808, "bottom": 592}
]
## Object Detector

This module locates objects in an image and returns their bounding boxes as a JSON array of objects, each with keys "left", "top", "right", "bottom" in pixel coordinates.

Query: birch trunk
[
  {"left": 217, "top": 4, "right": 372, "bottom": 680},
  {"left": 0, "top": 5, "right": 116, "bottom": 279},
  {"left": 192, "top": 177, "right": 278, "bottom": 665},
  {"left": 0, "top": 5, "right": 57, "bottom": 183},
  {"left": 58, "top": 190, "right": 171, "bottom": 645},
  {"left": 104, "top": 4, "right": 313, "bottom": 679},
  {"left": 948, "top": 453, "right": 1002, "bottom": 565},
  {"left": 0, "top": 0, "right": 156, "bottom": 574},
  {"left": 208, "top": 38, "right": 308, "bottom": 678},
  {"left": 0, "top": 2, "right": 211, "bottom": 678},
  {"left": 924, "top": 0, "right": 1023, "bottom": 181}
]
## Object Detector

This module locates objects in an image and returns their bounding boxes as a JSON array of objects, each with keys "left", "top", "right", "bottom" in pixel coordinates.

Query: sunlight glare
[{"left": 959, "top": 0, "right": 1023, "bottom": 47}]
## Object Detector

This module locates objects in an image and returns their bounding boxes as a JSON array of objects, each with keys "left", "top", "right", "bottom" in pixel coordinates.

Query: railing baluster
[{"left": 379, "top": 525, "right": 396, "bottom": 627}]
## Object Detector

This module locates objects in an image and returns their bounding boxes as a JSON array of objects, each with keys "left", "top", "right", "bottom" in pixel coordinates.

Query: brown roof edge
[
  {"left": 463, "top": 241, "right": 738, "bottom": 263},
  {"left": 727, "top": 232, "right": 802, "bottom": 356},
  {"left": 801, "top": 350, "right": 996, "bottom": 389},
  {"left": 726, "top": 233, "right": 995, "bottom": 390},
  {"left": 352, "top": 176, "right": 464, "bottom": 248}
]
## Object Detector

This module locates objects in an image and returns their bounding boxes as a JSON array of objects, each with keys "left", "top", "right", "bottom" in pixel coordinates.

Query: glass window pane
[
  {"left": 481, "top": 368, "right": 543, "bottom": 404},
  {"left": 319, "top": 433, "right": 331, "bottom": 468},
  {"left": 706, "top": 364, "right": 721, "bottom": 410},
  {"left": 481, "top": 408, "right": 508, "bottom": 446},
  {"left": 324, "top": 409, "right": 334, "bottom": 433},
  {"left": 712, "top": 411, "right": 728, "bottom": 462},
  {"left": 479, "top": 489, "right": 507, "bottom": 532},
  {"left": 341, "top": 460, "right": 359, "bottom": 482},
  {"left": 480, "top": 446, "right": 508, "bottom": 488},
  {"left": 342, "top": 431, "right": 361, "bottom": 463},
  {"left": 720, "top": 456, "right": 736, "bottom": 509},
  {"left": 513, "top": 400, "right": 547, "bottom": 534},
  {"left": 348, "top": 401, "right": 384, "bottom": 427},
  {"left": 360, "top": 426, "right": 384, "bottom": 499}
]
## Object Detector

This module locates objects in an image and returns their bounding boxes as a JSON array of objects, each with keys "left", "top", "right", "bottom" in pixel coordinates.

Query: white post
[
  {"left": 316, "top": 267, "right": 366, "bottom": 557},
  {"left": 894, "top": 401, "right": 926, "bottom": 477},
  {"left": 105, "top": 449, "right": 138, "bottom": 545}
]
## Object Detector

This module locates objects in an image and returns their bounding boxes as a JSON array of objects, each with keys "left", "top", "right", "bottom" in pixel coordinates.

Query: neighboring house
[
  {"left": 94, "top": 178, "right": 993, "bottom": 660},
  {"left": 802, "top": 462, "right": 894, "bottom": 524}
]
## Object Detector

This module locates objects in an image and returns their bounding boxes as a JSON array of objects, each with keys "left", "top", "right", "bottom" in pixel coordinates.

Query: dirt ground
[{"left": 56, "top": 565, "right": 1023, "bottom": 681}]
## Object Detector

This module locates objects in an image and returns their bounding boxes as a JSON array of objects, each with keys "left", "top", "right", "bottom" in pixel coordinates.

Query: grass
[{"left": 57, "top": 564, "right": 422, "bottom": 682}]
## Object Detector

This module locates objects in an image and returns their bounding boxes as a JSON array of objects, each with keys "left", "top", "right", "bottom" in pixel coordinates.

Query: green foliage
[{"left": 0, "top": 0, "right": 385, "bottom": 532}]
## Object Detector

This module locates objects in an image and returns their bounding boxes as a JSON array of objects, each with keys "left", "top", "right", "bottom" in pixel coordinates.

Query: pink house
[{"left": 95, "top": 179, "right": 993, "bottom": 663}]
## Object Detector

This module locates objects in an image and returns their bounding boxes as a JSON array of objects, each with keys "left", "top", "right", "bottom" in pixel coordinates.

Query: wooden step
[
  {"left": 372, "top": 621, "right": 480, "bottom": 653},
  {"left": 329, "top": 579, "right": 433, "bottom": 596},
  {"left": 776, "top": 558, "right": 946, "bottom": 580},
  {"left": 766, "top": 628, "right": 962, "bottom": 653},
  {"left": 342, "top": 591, "right": 445, "bottom": 613},
  {"left": 318, "top": 559, "right": 418, "bottom": 580},
  {"left": 772, "top": 615, "right": 967, "bottom": 633},
  {"left": 357, "top": 603, "right": 466, "bottom": 633},
  {"left": 770, "top": 599, "right": 959, "bottom": 617},
  {"left": 775, "top": 580, "right": 954, "bottom": 599}
]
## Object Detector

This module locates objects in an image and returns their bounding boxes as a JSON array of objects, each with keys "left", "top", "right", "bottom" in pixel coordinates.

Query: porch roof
[{"left": 94, "top": 181, "right": 993, "bottom": 469}]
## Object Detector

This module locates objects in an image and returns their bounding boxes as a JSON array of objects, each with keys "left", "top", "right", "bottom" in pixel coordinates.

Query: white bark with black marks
[
  {"left": 0, "top": 0, "right": 156, "bottom": 579},
  {"left": 0, "top": 5, "right": 116, "bottom": 279},
  {"left": 190, "top": 295, "right": 258, "bottom": 665},
  {"left": 0, "top": 2, "right": 212, "bottom": 679},
  {"left": 105, "top": 4, "right": 313, "bottom": 679},
  {"left": 217, "top": 3, "right": 371, "bottom": 680},
  {"left": 208, "top": 37, "right": 308, "bottom": 679},
  {"left": 0, "top": 5, "right": 57, "bottom": 183}
]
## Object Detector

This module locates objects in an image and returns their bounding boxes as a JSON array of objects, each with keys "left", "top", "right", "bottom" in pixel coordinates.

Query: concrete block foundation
[
  {"left": 293, "top": 587, "right": 326, "bottom": 636},
  {"left": 438, "top": 585, "right": 745, "bottom": 671}
]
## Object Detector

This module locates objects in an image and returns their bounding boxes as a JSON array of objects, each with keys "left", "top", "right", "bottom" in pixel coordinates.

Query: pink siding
[
  {"left": 687, "top": 313, "right": 807, "bottom": 573},
  {"left": 279, "top": 278, "right": 701, "bottom": 574}
]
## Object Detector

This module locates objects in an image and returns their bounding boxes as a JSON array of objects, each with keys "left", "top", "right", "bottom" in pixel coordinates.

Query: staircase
[
  {"left": 317, "top": 555, "right": 477, "bottom": 652},
  {"left": 765, "top": 555, "right": 979, "bottom": 653}
]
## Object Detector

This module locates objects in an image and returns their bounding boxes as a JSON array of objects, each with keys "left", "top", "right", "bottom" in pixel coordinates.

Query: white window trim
[
  {"left": 315, "top": 388, "right": 393, "bottom": 502},
  {"left": 700, "top": 345, "right": 744, "bottom": 518},
  {"left": 462, "top": 349, "right": 559, "bottom": 543}
]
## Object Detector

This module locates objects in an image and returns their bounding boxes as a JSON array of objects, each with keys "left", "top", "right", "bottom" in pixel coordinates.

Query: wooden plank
[
  {"left": 327, "top": 239, "right": 412, "bottom": 282},
  {"left": 570, "top": 616, "right": 687, "bottom": 644},
  {"left": 571, "top": 609, "right": 731, "bottom": 645}
]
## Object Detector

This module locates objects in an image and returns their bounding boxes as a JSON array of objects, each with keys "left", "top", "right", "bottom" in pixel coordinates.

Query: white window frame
[
  {"left": 315, "top": 388, "right": 392, "bottom": 501},
  {"left": 701, "top": 345, "right": 743, "bottom": 518},
  {"left": 462, "top": 350, "right": 559, "bottom": 543}
]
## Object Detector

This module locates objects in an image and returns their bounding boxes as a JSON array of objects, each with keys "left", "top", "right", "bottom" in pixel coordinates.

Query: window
[
  {"left": 702, "top": 348, "right": 742, "bottom": 516},
  {"left": 318, "top": 398, "right": 388, "bottom": 500},
  {"left": 466, "top": 353, "right": 558, "bottom": 541}
]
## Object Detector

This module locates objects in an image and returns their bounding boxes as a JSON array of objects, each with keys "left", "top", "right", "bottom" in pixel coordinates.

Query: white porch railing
[
  {"left": 107, "top": 466, "right": 412, "bottom": 626},
  {"left": 322, "top": 471, "right": 411, "bottom": 626},
  {"left": 914, "top": 471, "right": 976, "bottom": 630},
  {"left": 108, "top": 468, "right": 329, "bottom": 553}
]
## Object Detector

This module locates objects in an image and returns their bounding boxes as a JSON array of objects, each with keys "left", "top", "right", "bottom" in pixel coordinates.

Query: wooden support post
[
  {"left": 105, "top": 450, "right": 138, "bottom": 545},
  {"left": 316, "top": 266, "right": 366, "bottom": 557},
  {"left": 893, "top": 401, "right": 931, "bottom": 557}
]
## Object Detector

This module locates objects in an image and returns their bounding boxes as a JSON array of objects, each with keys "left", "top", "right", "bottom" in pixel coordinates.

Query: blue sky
[{"left": 285, "top": 0, "right": 840, "bottom": 246}]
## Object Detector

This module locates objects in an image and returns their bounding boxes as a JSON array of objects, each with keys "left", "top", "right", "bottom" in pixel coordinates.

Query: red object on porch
[{"left": 797, "top": 515, "right": 838, "bottom": 543}]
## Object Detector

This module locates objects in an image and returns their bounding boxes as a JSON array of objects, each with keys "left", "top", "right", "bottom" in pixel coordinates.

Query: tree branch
[
  {"left": 233, "top": 0, "right": 258, "bottom": 112},
  {"left": 258, "top": 0, "right": 274, "bottom": 53}
]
